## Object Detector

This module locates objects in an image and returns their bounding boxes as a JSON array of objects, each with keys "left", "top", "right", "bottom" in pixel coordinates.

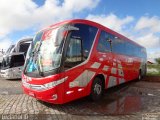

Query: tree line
[{"left": 155, "top": 58, "right": 160, "bottom": 64}]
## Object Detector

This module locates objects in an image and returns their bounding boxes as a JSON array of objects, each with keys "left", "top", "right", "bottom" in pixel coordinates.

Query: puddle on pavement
[
  {"left": 58, "top": 94, "right": 143, "bottom": 115},
  {"left": 90, "top": 95, "right": 142, "bottom": 115},
  {"left": 49, "top": 87, "right": 146, "bottom": 115},
  {"left": 57, "top": 86, "right": 158, "bottom": 115}
]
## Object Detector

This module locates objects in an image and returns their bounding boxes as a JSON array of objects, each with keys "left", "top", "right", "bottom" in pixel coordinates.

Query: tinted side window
[
  {"left": 72, "top": 24, "right": 98, "bottom": 59},
  {"left": 112, "top": 37, "right": 125, "bottom": 54},
  {"left": 97, "top": 31, "right": 112, "bottom": 52},
  {"left": 125, "top": 42, "right": 129, "bottom": 56},
  {"left": 141, "top": 48, "right": 147, "bottom": 59},
  {"left": 64, "top": 38, "right": 82, "bottom": 69},
  {"left": 64, "top": 24, "right": 98, "bottom": 70}
]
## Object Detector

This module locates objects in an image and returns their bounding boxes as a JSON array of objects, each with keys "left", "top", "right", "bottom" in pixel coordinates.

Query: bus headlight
[
  {"left": 22, "top": 76, "right": 68, "bottom": 91},
  {"left": 44, "top": 77, "right": 68, "bottom": 89}
]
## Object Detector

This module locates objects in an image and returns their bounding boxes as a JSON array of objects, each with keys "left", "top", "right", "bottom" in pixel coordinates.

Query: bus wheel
[
  {"left": 138, "top": 70, "right": 142, "bottom": 80},
  {"left": 90, "top": 77, "right": 103, "bottom": 101}
]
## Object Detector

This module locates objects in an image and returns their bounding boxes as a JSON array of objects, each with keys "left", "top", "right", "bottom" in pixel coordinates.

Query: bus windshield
[
  {"left": 24, "top": 23, "right": 98, "bottom": 77},
  {"left": 24, "top": 25, "right": 68, "bottom": 75},
  {"left": 6, "top": 45, "right": 15, "bottom": 54},
  {"left": 1, "top": 56, "right": 11, "bottom": 69},
  {"left": 1, "top": 54, "right": 25, "bottom": 70}
]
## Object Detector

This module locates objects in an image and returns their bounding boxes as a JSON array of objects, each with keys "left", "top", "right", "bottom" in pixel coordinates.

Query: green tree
[{"left": 155, "top": 58, "right": 160, "bottom": 64}]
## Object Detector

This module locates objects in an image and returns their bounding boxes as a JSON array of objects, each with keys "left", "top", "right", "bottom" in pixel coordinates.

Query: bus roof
[
  {"left": 44, "top": 19, "right": 144, "bottom": 48},
  {"left": 3, "top": 52, "right": 24, "bottom": 57},
  {"left": 14, "top": 38, "right": 33, "bottom": 53}
]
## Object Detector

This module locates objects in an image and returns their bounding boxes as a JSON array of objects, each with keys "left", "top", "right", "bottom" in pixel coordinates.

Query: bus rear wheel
[{"left": 90, "top": 77, "right": 103, "bottom": 101}]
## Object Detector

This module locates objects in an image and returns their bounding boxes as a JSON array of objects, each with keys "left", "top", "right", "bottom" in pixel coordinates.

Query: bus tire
[
  {"left": 90, "top": 77, "right": 103, "bottom": 101},
  {"left": 138, "top": 70, "right": 142, "bottom": 80}
]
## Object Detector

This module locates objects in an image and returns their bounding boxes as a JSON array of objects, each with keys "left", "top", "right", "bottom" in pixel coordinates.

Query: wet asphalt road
[{"left": 0, "top": 77, "right": 160, "bottom": 120}]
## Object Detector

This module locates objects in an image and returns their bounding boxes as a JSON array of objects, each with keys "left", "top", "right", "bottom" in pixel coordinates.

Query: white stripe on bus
[
  {"left": 102, "top": 65, "right": 109, "bottom": 72},
  {"left": 90, "top": 62, "right": 101, "bottom": 69},
  {"left": 108, "top": 76, "right": 117, "bottom": 88},
  {"left": 111, "top": 67, "right": 117, "bottom": 74},
  {"left": 119, "top": 78, "right": 125, "bottom": 84},
  {"left": 69, "top": 70, "right": 96, "bottom": 88}
]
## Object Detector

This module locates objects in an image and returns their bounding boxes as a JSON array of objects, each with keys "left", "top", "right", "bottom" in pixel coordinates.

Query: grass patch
[{"left": 147, "top": 64, "right": 160, "bottom": 76}]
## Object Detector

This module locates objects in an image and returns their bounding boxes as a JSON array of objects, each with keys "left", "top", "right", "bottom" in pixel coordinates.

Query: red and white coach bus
[{"left": 22, "top": 19, "right": 147, "bottom": 104}]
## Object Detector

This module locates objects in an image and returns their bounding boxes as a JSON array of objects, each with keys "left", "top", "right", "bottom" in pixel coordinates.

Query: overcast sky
[{"left": 0, "top": 0, "right": 160, "bottom": 62}]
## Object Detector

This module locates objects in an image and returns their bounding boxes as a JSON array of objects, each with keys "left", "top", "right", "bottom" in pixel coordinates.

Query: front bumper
[
  {"left": 22, "top": 78, "right": 66, "bottom": 104},
  {"left": 23, "top": 85, "right": 62, "bottom": 104},
  {"left": 0, "top": 70, "right": 20, "bottom": 79},
  {"left": 0, "top": 68, "right": 22, "bottom": 79}
]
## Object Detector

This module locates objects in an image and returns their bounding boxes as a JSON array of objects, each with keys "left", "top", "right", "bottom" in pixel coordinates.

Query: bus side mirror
[{"left": 83, "top": 50, "right": 89, "bottom": 58}]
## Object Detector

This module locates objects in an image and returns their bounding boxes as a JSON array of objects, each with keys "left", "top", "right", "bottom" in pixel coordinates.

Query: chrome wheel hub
[{"left": 94, "top": 83, "right": 101, "bottom": 95}]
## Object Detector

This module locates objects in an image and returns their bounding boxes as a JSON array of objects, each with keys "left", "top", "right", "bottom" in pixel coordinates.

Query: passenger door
[
  {"left": 63, "top": 36, "right": 85, "bottom": 102},
  {"left": 62, "top": 23, "right": 98, "bottom": 102}
]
